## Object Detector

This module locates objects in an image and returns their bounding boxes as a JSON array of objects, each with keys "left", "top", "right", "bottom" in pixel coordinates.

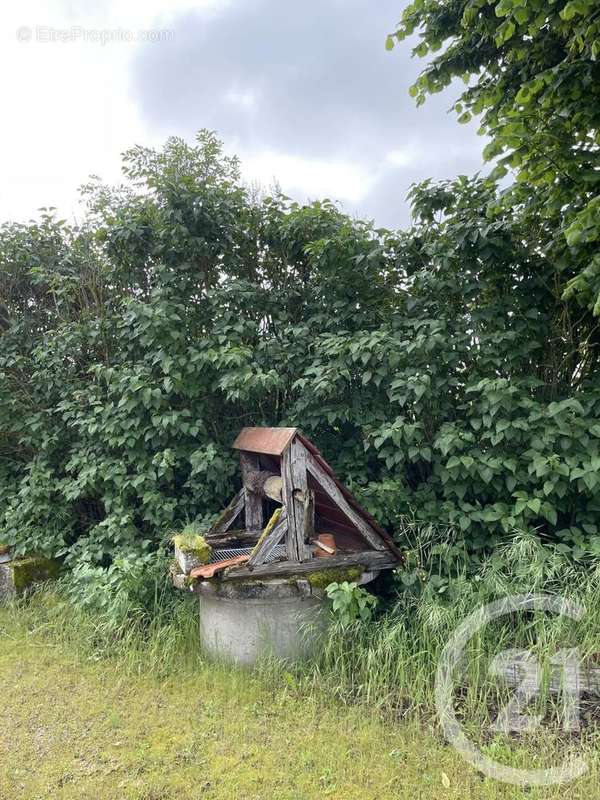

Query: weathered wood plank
[
  {"left": 281, "top": 444, "right": 298, "bottom": 562},
  {"left": 291, "top": 440, "right": 313, "bottom": 561},
  {"left": 305, "top": 453, "right": 386, "bottom": 551},
  {"left": 247, "top": 511, "right": 288, "bottom": 568},
  {"left": 281, "top": 439, "right": 312, "bottom": 562},
  {"left": 204, "top": 529, "right": 261, "bottom": 547},
  {"left": 221, "top": 550, "right": 397, "bottom": 581},
  {"left": 240, "top": 452, "right": 263, "bottom": 531},
  {"left": 304, "top": 488, "right": 315, "bottom": 544},
  {"left": 207, "top": 488, "right": 246, "bottom": 537}
]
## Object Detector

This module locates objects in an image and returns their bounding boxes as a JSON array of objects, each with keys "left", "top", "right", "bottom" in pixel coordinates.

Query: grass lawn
[{"left": 1, "top": 604, "right": 600, "bottom": 800}]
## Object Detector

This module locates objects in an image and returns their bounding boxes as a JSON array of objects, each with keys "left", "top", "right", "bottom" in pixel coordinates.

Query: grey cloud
[{"left": 130, "top": 0, "right": 484, "bottom": 227}]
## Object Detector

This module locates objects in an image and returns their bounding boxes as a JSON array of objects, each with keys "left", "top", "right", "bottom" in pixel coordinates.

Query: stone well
[{"left": 195, "top": 578, "right": 330, "bottom": 666}]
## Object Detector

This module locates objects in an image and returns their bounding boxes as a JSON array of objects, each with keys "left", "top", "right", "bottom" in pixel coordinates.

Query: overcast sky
[{"left": 2, "top": 0, "right": 484, "bottom": 229}]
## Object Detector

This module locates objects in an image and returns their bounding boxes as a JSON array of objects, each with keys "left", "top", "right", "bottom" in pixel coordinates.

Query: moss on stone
[
  {"left": 173, "top": 532, "right": 212, "bottom": 564},
  {"left": 9, "top": 556, "right": 61, "bottom": 593},
  {"left": 306, "top": 566, "right": 363, "bottom": 591}
]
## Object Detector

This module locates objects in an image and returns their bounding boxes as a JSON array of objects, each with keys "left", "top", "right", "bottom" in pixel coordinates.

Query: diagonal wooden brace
[{"left": 247, "top": 509, "right": 288, "bottom": 568}]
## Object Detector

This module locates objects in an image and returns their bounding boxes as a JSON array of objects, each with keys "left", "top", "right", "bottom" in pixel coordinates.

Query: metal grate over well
[{"left": 210, "top": 545, "right": 286, "bottom": 564}]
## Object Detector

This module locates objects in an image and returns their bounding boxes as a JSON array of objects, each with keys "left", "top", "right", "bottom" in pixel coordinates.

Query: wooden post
[
  {"left": 240, "top": 452, "right": 263, "bottom": 531},
  {"left": 281, "top": 439, "right": 312, "bottom": 562}
]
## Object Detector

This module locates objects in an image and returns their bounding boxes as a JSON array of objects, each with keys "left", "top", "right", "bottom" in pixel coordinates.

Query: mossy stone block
[
  {"left": 0, "top": 563, "right": 15, "bottom": 601},
  {"left": 173, "top": 533, "right": 212, "bottom": 574},
  {"left": 0, "top": 555, "right": 61, "bottom": 601}
]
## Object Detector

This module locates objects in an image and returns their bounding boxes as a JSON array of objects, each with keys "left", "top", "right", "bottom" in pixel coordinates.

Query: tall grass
[
  {"left": 308, "top": 528, "right": 600, "bottom": 725},
  {"left": 0, "top": 576, "right": 202, "bottom": 678},
  {"left": 3, "top": 526, "right": 600, "bottom": 727}
]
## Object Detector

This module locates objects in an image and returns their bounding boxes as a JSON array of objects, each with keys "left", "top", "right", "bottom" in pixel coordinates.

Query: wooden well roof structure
[{"left": 184, "top": 427, "right": 401, "bottom": 582}]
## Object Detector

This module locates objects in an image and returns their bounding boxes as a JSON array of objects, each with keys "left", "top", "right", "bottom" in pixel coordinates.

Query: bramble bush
[{"left": 0, "top": 131, "right": 598, "bottom": 599}]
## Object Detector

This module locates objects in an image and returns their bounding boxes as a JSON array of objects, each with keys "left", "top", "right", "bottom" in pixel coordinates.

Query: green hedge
[{"left": 0, "top": 133, "right": 598, "bottom": 580}]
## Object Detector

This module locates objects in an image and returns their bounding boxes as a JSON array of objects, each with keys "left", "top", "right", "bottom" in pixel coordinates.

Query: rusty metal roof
[{"left": 232, "top": 427, "right": 298, "bottom": 456}]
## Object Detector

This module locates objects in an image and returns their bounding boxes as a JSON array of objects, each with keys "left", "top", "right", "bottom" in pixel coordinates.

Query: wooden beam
[
  {"left": 281, "top": 439, "right": 312, "bottom": 562},
  {"left": 207, "top": 488, "right": 245, "bottom": 537},
  {"left": 204, "top": 529, "right": 261, "bottom": 547},
  {"left": 305, "top": 453, "right": 386, "bottom": 551},
  {"left": 219, "top": 550, "right": 397, "bottom": 581},
  {"left": 243, "top": 470, "right": 283, "bottom": 503},
  {"left": 240, "top": 452, "right": 263, "bottom": 531},
  {"left": 247, "top": 511, "right": 288, "bottom": 569}
]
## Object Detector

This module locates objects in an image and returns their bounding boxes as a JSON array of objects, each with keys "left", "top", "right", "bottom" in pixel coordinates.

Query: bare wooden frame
[{"left": 305, "top": 452, "right": 386, "bottom": 551}]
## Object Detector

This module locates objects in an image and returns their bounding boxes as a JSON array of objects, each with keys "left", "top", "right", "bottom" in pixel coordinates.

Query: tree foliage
[
  {"left": 389, "top": 0, "right": 600, "bottom": 315},
  {"left": 1, "top": 131, "right": 599, "bottom": 583}
]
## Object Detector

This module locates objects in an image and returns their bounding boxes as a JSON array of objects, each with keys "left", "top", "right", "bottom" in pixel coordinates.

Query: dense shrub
[{"left": 0, "top": 131, "right": 598, "bottom": 589}]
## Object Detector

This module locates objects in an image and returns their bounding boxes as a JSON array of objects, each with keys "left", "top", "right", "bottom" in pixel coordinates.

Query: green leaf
[{"left": 527, "top": 498, "right": 542, "bottom": 514}]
